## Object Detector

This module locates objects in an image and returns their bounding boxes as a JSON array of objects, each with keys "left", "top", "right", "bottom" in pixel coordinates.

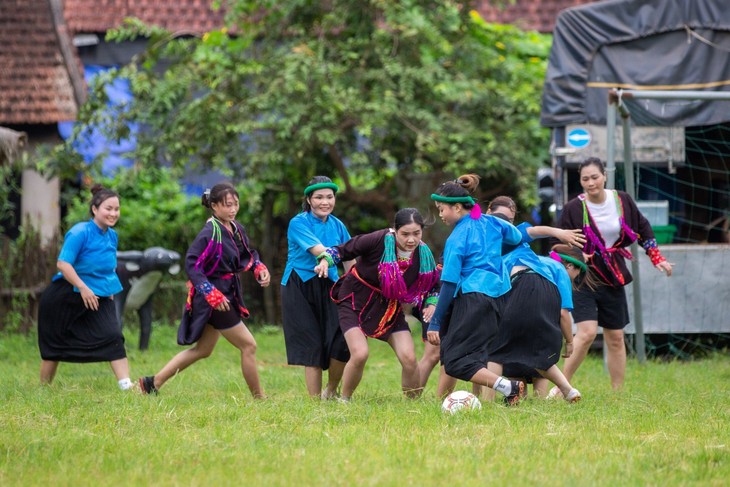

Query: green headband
[
  {"left": 552, "top": 251, "right": 587, "bottom": 272},
  {"left": 430, "top": 194, "right": 476, "bottom": 205},
  {"left": 304, "top": 182, "right": 339, "bottom": 196}
]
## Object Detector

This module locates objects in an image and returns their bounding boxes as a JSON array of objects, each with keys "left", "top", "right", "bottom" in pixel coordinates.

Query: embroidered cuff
[
  {"left": 195, "top": 282, "right": 225, "bottom": 308},
  {"left": 424, "top": 295, "right": 438, "bottom": 307},
  {"left": 205, "top": 288, "right": 227, "bottom": 308},
  {"left": 253, "top": 262, "right": 268, "bottom": 281},
  {"left": 239, "top": 305, "right": 251, "bottom": 319},
  {"left": 317, "top": 247, "right": 342, "bottom": 267},
  {"left": 647, "top": 246, "right": 666, "bottom": 266}
]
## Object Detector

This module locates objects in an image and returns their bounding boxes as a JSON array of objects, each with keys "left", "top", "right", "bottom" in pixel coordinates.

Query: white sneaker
[
  {"left": 546, "top": 386, "right": 563, "bottom": 399},
  {"left": 565, "top": 388, "right": 582, "bottom": 403}
]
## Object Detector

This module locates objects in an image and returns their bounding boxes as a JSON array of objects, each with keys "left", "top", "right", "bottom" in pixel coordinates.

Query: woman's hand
[
  {"left": 257, "top": 269, "right": 271, "bottom": 287},
  {"left": 427, "top": 330, "right": 440, "bottom": 346},
  {"left": 421, "top": 304, "right": 435, "bottom": 323},
  {"left": 557, "top": 228, "right": 586, "bottom": 248},
  {"left": 79, "top": 286, "right": 99, "bottom": 311},
  {"left": 656, "top": 260, "right": 673, "bottom": 277},
  {"left": 562, "top": 340, "right": 573, "bottom": 358},
  {"left": 314, "top": 260, "right": 329, "bottom": 278},
  {"left": 215, "top": 297, "right": 231, "bottom": 312}
]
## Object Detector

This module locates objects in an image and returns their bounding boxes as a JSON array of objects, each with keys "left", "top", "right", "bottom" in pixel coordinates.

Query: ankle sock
[
  {"left": 118, "top": 378, "right": 133, "bottom": 390},
  {"left": 492, "top": 376, "right": 512, "bottom": 395}
]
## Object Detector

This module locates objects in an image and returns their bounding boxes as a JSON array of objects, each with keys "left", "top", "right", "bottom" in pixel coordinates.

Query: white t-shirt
[{"left": 586, "top": 190, "right": 621, "bottom": 248}]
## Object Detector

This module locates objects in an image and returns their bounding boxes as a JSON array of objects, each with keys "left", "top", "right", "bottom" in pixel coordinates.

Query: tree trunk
[{"left": 260, "top": 191, "right": 277, "bottom": 324}]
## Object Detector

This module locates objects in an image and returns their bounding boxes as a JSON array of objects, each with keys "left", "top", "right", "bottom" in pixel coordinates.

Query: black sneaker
[
  {"left": 503, "top": 380, "right": 525, "bottom": 406},
  {"left": 139, "top": 376, "right": 158, "bottom": 395}
]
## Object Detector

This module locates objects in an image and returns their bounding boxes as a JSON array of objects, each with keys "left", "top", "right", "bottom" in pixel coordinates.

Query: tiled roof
[
  {"left": 0, "top": 0, "right": 82, "bottom": 124},
  {"left": 477, "top": 0, "right": 604, "bottom": 33},
  {"left": 2, "top": 0, "right": 600, "bottom": 126},
  {"left": 64, "top": 0, "right": 226, "bottom": 34},
  {"left": 62, "top": 0, "right": 598, "bottom": 36}
]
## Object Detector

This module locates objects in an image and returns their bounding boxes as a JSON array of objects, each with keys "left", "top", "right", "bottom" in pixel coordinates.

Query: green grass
[{"left": 1, "top": 324, "right": 729, "bottom": 486}]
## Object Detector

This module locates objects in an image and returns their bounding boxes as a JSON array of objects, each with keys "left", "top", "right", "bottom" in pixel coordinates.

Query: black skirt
[
  {"left": 440, "top": 292, "right": 500, "bottom": 381},
  {"left": 38, "top": 279, "right": 127, "bottom": 363},
  {"left": 281, "top": 272, "right": 350, "bottom": 369},
  {"left": 489, "top": 272, "right": 562, "bottom": 371}
]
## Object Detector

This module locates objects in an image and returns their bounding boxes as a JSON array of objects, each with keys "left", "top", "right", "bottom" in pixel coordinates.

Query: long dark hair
[
  {"left": 578, "top": 157, "right": 605, "bottom": 176},
  {"left": 89, "top": 184, "right": 119, "bottom": 216},
  {"left": 202, "top": 182, "right": 239, "bottom": 209},
  {"left": 488, "top": 195, "right": 517, "bottom": 222},
  {"left": 302, "top": 175, "right": 335, "bottom": 212},
  {"left": 394, "top": 208, "right": 426, "bottom": 230},
  {"left": 433, "top": 173, "right": 480, "bottom": 209}
]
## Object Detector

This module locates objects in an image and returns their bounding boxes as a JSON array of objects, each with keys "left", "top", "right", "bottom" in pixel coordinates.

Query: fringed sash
[
  {"left": 580, "top": 191, "right": 637, "bottom": 285},
  {"left": 377, "top": 230, "right": 440, "bottom": 306}
]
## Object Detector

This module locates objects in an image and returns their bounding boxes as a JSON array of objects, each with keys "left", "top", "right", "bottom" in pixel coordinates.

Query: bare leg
[
  {"left": 152, "top": 324, "right": 220, "bottom": 390},
  {"left": 479, "top": 362, "right": 503, "bottom": 401},
  {"left": 532, "top": 377, "right": 550, "bottom": 398},
  {"left": 304, "top": 366, "right": 323, "bottom": 398},
  {"left": 387, "top": 331, "right": 421, "bottom": 398},
  {"left": 537, "top": 365, "right": 574, "bottom": 396},
  {"left": 323, "top": 358, "right": 346, "bottom": 398},
  {"left": 341, "top": 328, "right": 368, "bottom": 400},
  {"left": 40, "top": 360, "right": 59, "bottom": 384},
  {"left": 436, "top": 368, "right": 457, "bottom": 398},
  {"left": 603, "top": 328, "right": 626, "bottom": 390},
  {"left": 469, "top": 366, "right": 501, "bottom": 388},
  {"left": 220, "top": 322, "right": 264, "bottom": 398},
  {"left": 417, "top": 341, "right": 440, "bottom": 389},
  {"left": 109, "top": 358, "right": 131, "bottom": 381},
  {"left": 561, "top": 320, "right": 598, "bottom": 382}
]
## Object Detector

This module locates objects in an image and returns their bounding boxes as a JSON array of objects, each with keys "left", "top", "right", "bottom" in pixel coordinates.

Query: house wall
[
  {"left": 21, "top": 170, "right": 60, "bottom": 243},
  {"left": 624, "top": 244, "right": 730, "bottom": 333},
  {"left": 20, "top": 127, "right": 62, "bottom": 243}
]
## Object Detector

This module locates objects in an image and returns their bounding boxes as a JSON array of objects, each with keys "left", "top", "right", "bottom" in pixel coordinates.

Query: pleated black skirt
[
  {"left": 281, "top": 272, "right": 350, "bottom": 369},
  {"left": 38, "top": 279, "right": 127, "bottom": 363},
  {"left": 489, "top": 272, "right": 562, "bottom": 371}
]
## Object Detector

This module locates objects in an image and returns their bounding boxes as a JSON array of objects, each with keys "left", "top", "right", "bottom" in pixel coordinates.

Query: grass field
[{"left": 1, "top": 323, "right": 729, "bottom": 486}]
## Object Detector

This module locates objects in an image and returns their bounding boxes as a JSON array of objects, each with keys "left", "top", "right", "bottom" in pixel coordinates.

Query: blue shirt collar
[{"left": 305, "top": 211, "right": 329, "bottom": 224}]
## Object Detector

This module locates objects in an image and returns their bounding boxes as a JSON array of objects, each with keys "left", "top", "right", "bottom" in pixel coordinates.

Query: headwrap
[
  {"left": 430, "top": 194, "right": 482, "bottom": 219},
  {"left": 549, "top": 251, "right": 587, "bottom": 272},
  {"left": 304, "top": 182, "right": 339, "bottom": 196}
]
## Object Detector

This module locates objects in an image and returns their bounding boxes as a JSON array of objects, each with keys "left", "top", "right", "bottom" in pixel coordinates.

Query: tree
[{"left": 48, "top": 0, "right": 552, "bottom": 323}]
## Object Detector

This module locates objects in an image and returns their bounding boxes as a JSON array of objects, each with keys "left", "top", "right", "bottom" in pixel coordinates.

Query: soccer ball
[{"left": 441, "top": 390, "right": 482, "bottom": 414}]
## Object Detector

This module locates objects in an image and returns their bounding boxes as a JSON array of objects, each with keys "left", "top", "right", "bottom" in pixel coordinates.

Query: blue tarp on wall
[{"left": 58, "top": 65, "right": 137, "bottom": 176}]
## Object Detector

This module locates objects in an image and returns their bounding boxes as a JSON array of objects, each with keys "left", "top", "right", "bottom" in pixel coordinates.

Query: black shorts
[
  {"left": 571, "top": 284, "right": 630, "bottom": 330},
  {"left": 207, "top": 307, "right": 243, "bottom": 330}
]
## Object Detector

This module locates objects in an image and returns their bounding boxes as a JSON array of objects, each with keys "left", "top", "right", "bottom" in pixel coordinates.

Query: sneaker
[
  {"left": 546, "top": 386, "right": 564, "bottom": 400},
  {"left": 138, "top": 376, "right": 158, "bottom": 395},
  {"left": 565, "top": 388, "right": 582, "bottom": 403},
  {"left": 503, "top": 380, "right": 525, "bottom": 406},
  {"left": 337, "top": 396, "right": 351, "bottom": 404}
]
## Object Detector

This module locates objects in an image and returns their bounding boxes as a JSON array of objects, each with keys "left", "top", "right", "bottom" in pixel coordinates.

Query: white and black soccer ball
[{"left": 441, "top": 390, "right": 482, "bottom": 414}]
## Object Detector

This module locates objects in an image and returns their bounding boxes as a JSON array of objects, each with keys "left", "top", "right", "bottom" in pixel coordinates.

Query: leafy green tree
[
  {"left": 63, "top": 167, "right": 206, "bottom": 255},
  {"left": 47, "top": 0, "right": 551, "bottom": 322}
]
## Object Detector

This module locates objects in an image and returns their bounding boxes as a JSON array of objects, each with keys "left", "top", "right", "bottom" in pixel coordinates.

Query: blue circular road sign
[{"left": 566, "top": 128, "right": 591, "bottom": 149}]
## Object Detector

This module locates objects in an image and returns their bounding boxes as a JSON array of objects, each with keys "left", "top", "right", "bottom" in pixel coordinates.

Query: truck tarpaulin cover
[{"left": 540, "top": 0, "right": 730, "bottom": 127}]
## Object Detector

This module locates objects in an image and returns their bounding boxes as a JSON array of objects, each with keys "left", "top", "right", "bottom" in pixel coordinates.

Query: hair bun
[{"left": 90, "top": 183, "right": 105, "bottom": 195}]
